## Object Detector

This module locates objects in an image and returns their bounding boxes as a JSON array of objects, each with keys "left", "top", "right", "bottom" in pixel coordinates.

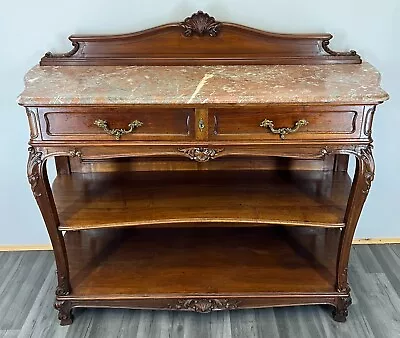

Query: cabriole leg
[
  {"left": 335, "top": 145, "right": 374, "bottom": 319},
  {"left": 27, "top": 147, "right": 71, "bottom": 297}
]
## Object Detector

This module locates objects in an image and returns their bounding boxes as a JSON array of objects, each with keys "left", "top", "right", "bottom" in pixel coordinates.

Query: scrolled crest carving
[
  {"left": 44, "top": 41, "right": 80, "bottom": 59},
  {"left": 321, "top": 40, "right": 358, "bottom": 57},
  {"left": 27, "top": 147, "right": 44, "bottom": 197},
  {"left": 179, "top": 147, "right": 224, "bottom": 162},
  {"left": 180, "top": 11, "right": 221, "bottom": 37},
  {"left": 169, "top": 298, "right": 239, "bottom": 313}
]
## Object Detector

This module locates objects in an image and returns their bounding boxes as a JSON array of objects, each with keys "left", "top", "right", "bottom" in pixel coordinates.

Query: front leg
[
  {"left": 334, "top": 144, "right": 375, "bottom": 319},
  {"left": 27, "top": 147, "right": 71, "bottom": 297}
]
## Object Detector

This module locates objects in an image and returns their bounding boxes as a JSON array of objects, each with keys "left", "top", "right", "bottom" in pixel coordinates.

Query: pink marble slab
[{"left": 17, "top": 63, "right": 389, "bottom": 106}]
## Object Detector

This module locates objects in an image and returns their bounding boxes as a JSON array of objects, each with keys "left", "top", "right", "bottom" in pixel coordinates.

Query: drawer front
[
  {"left": 209, "top": 107, "right": 362, "bottom": 141},
  {"left": 39, "top": 107, "right": 195, "bottom": 141}
]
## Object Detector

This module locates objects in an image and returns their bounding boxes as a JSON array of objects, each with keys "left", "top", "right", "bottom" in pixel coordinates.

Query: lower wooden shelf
[
  {"left": 64, "top": 226, "right": 340, "bottom": 299},
  {"left": 53, "top": 170, "right": 352, "bottom": 230}
]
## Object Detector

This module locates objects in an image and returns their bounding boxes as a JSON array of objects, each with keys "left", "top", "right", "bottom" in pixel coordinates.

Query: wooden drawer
[
  {"left": 39, "top": 107, "right": 195, "bottom": 141},
  {"left": 209, "top": 106, "right": 363, "bottom": 141}
]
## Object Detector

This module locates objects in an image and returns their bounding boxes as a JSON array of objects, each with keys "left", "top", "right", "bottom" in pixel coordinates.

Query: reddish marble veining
[{"left": 17, "top": 63, "right": 389, "bottom": 106}]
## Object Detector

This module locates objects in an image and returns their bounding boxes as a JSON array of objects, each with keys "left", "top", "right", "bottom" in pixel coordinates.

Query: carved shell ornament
[
  {"left": 169, "top": 298, "right": 239, "bottom": 313},
  {"left": 180, "top": 11, "right": 221, "bottom": 37},
  {"left": 179, "top": 147, "right": 224, "bottom": 162}
]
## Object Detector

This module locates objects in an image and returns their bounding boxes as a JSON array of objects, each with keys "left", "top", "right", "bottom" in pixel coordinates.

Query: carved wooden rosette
[
  {"left": 179, "top": 147, "right": 224, "bottom": 162},
  {"left": 180, "top": 11, "right": 221, "bottom": 37},
  {"left": 169, "top": 298, "right": 239, "bottom": 313}
]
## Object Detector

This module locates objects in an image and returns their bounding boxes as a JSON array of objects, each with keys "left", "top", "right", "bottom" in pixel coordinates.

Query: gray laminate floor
[{"left": 0, "top": 245, "right": 400, "bottom": 338}]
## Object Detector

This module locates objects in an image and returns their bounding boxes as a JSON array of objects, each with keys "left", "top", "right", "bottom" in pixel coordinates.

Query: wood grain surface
[
  {"left": 52, "top": 170, "right": 351, "bottom": 230},
  {"left": 1, "top": 246, "right": 399, "bottom": 337}
]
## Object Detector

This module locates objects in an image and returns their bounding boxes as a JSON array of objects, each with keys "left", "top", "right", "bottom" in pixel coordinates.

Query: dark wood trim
[
  {"left": 55, "top": 157, "right": 71, "bottom": 175},
  {"left": 334, "top": 155, "right": 349, "bottom": 172},
  {"left": 56, "top": 292, "right": 349, "bottom": 324},
  {"left": 337, "top": 145, "right": 374, "bottom": 292},
  {"left": 40, "top": 11, "right": 361, "bottom": 66},
  {"left": 27, "top": 147, "right": 71, "bottom": 296}
]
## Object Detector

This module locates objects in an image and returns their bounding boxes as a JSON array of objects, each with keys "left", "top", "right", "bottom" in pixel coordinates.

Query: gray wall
[{"left": 1, "top": 0, "right": 399, "bottom": 245}]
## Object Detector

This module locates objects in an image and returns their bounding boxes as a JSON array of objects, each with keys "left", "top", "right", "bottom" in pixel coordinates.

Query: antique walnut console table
[{"left": 18, "top": 12, "right": 388, "bottom": 325}]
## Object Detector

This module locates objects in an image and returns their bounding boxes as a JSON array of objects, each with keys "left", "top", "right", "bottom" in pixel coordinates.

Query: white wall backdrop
[{"left": 0, "top": 0, "right": 399, "bottom": 245}]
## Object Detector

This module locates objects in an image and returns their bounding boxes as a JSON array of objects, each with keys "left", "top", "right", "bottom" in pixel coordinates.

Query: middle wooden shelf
[{"left": 52, "top": 169, "right": 352, "bottom": 231}]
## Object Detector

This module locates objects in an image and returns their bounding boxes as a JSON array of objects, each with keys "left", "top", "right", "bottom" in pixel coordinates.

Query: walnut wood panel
[
  {"left": 40, "top": 11, "right": 360, "bottom": 66},
  {"left": 52, "top": 170, "right": 351, "bottom": 230},
  {"left": 39, "top": 107, "right": 194, "bottom": 141},
  {"left": 63, "top": 227, "right": 339, "bottom": 296},
  {"left": 210, "top": 106, "right": 363, "bottom": 141}
]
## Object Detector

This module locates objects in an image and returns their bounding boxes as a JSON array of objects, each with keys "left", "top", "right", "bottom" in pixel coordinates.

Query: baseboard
[
  {"left": 0, "top": 244, "right": 53, "bottom": 252},
  {"left": 352, "top": 238, "right": 400, "bottom": 245},
  {"left": 0, "top": 238, "right": 399, "bottom": 251}
]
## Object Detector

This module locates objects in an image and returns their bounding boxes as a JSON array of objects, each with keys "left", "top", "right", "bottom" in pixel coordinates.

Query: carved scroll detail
[
  {"left": 45, "top": 41, "right": 80, "bottom": 58},
  {"left": 55, "top": 274, "right": 70, "bottom": 296},
  {"left": 54, "top": 300, "right": 73, "bottom": 326},
  {"left": 332, "top": 295, "right": 352, "bottom": 322},
  {"left": 359, "top": 145, "right": 375, "bottom": 195},
  {"left": 27, "top": 147, "right": 44, "bottom": 197},
  {"left": 337, "top": 267, "right": 350, "bottom": 293},
  {"left": 26, "top": 108, "right": 39, "bottom": 139},
  {"left": 169, "top": 299, "right": 239, "bottom": 313},
  {"left": 179, "top": 147, "right": 224, "bottom": 162},
  {"left": 180, "top": 11, "right": 221, "bottom": 37},
  {"left": 321, "top": 40, "right": 358, "bottom": 57},
  {"left": 363, "top": 107, "right": 376, "bottom": 139}
]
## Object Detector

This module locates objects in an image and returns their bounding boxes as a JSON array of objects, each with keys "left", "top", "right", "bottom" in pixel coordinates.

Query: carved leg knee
[
  {"left": 332, "top": 295, "right": 352, "bottom": 322},
  {"left": 54, "top": 300, "right": 73, "bottom": 326}
]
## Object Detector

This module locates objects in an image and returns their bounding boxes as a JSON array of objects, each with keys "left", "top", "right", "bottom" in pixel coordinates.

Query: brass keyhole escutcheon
[{"left": 198, "top": 118, "right": 205, "bottom": 132}]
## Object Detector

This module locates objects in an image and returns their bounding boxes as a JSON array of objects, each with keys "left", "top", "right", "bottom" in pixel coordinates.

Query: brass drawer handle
[
  {"left": 94, "top": 119, "right": 143, "bottom": 140},
  {"left": 260, "top": 119, "right": 308, "bottom": 139}
]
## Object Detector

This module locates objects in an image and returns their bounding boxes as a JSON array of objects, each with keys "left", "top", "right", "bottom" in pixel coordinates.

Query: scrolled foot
[
  {"left": 54, "top": 300, "right": 73, "bottom": 326},
  {"left": 332, "top": 295, "right": 352, "bottom": 322}
]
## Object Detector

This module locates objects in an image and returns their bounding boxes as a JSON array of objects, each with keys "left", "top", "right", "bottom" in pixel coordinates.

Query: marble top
[{"left": 17, "top": 63, "right": 389, "bottom": 106}]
